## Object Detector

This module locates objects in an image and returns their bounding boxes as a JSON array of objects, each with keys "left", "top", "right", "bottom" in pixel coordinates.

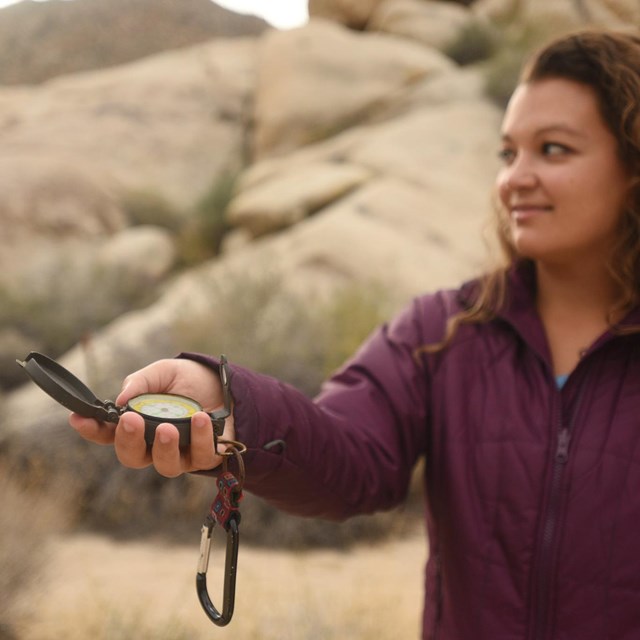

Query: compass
[{"left": 17, "top": 351, "right": 231, "bottom": 447}]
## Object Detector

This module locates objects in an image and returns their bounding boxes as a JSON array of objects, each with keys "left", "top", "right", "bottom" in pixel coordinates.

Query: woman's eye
[
  {"left": 498, "top": 148, "right": 515, "bottom": 163},
  {"left": 542, "top": 142, "right": 570, "bottom": 156}
]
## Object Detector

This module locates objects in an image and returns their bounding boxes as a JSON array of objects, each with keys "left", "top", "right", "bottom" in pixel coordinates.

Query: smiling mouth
[{"left": 510, "top": 204, "right": 553, "bottom": 219}]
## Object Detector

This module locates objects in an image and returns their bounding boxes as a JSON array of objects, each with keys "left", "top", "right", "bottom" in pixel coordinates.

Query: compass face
[{"left": 128, "top": 393, "right": 202, "bottom": 421}]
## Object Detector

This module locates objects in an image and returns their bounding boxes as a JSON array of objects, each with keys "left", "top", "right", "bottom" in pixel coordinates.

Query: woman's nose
[{"left": 501, "top": 154, "right": 539, "bottom": 191}]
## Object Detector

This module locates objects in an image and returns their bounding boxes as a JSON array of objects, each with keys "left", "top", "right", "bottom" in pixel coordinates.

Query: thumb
[{"left": 115, "top": 374, "right": 151, "bottom": 406}]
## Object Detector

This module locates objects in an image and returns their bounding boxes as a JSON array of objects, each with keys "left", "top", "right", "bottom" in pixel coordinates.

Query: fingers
[
  {"left": 115, "top": 371, "right": 155, "bottom": 406},
  {"left": 150, "top": 423, "right": 184, "bottom": 477},
  {"left": 189, "top": 412, "right": 219, "bottom": 470},
  {"left": 69, "top": 413, "right": 117, "bottom": 445},
  {"left": 74, "top": 405, "right": 230, "bottom": 477},
  {"left": 114, "top": 412, "right": 221, "bottom": 477},
  {"left": 114, "top": 359, "right": 177, "bottom": 406},
  {"left": 151, "top": 413, "right": 221, "bottom": 476},
  {"left": 114, "top": 412, "right": 152, "bottom": 469}
]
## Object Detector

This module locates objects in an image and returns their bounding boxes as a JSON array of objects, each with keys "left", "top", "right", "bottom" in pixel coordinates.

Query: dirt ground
[{"left": 18, "top": 530, "right": 428, "bottom": 640}]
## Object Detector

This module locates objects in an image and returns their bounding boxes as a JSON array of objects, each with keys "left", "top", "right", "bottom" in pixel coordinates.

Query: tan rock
[
  {"left": 369, "top": 0, "right": 476, "bottom": 50},
  {"left": 474, "top": 0, "right": 640, "bottom": 27},
  {"left": 227, "top": 161, "right": 373, "bottom": 237},
  {"left": 97, "top": 225, "right": 177, "bottom": 283},
  {"left": 270, "top": 177, "right": 488, "bottom": 299},
  {"left": 347, "top": 100, "right": 502, "bottom": 195},
  {"left": 0, "top": 38, "right": 257, "bottom": 211},
  {"left": 0, "top": 154, "right": 124, "bottom": 240},
  {"left": 0, "top": 153, "right": 125, "bottom": 292},
  {"left": 308, "top": 0, "right": 386, "bottom": 28},
  {"left": 252, "top": 19, "right": 453, "bottom": 159}
]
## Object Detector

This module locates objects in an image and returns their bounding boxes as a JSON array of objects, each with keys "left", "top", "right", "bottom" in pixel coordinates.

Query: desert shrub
[
  {"left": 121, "top": 172, "right": 238, "bottom": 267},
  {"left": 174, "top": 269, "right": 392, "bottom": 396},
  {"left": 159, "top": 269, "right": 424, "bottom": 548},
  {"left": 444, "top": 20, "right": 500, "bottom": 66},
  {"left": 0, "top": 258, "right": 159, "bottom": 371},
  {"left": 120, "top": 188, "right": 183, "bottom": 232},
  {"left": 4, "top": 269, "right": 422, "bottom": 548},
  {"left": 177, "top": 171, "right": 238, "bottom": 266},
  {"left": 482, "top": 18, "right": 578, "bottom": 107},
  {"left": 0, "top": 464, "right": 67, "bottom": 637},
  {"left": 236, "top": 479, "right": 423, "bottom": 549},
  {"left": 5, "top": 407, "right": 422, "bottom": 550},
  {"left": 483, "top": 46, "right": 527, "bottom": 108}
]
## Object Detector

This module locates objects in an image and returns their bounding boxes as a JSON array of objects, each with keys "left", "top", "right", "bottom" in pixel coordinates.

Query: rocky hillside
[
  {"left": 1, "top": 0, "right": 638, "bottom": 540},
  {"left": 0, "top": 0, "right": 268, "bottom": 85}
]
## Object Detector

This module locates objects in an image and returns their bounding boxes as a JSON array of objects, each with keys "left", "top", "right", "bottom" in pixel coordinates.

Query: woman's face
[{"left": 496, "top": 77, "right": 631, "bottom": 268}]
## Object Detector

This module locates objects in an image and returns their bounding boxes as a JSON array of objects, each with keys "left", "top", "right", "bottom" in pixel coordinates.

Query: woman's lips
[{"left": 510, "top": 204, "right": 553, "bottom": 222}]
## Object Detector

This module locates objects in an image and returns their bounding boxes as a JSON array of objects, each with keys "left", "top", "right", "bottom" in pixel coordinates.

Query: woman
[{"left": 70, "top": 30, "right": 640, "bottom": 639}]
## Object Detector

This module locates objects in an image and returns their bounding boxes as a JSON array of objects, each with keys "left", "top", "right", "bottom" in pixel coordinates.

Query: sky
[
  {"left": 0, "top": 0, "right": 309, "bottom": 29},
  {"left": 214, "top": 0, "right": 308, "bottom": 29}
]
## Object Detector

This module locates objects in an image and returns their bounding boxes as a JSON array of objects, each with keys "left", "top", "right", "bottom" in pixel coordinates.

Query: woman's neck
[
  {"left": 535, "top": 260, "right": 620, "bottom": 321},
  {"left": 534, "top": 261, "right": 621, "bottom": 376}
]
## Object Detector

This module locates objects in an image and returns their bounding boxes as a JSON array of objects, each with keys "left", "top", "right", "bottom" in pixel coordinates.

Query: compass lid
[{"left": 17, "top": 351, "right": 119, "bottom": 423}]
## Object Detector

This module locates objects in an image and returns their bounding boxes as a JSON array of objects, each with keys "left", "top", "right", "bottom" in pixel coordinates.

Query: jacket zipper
[
  {"left": 533, "top": 425, "right": 570, "bottom": 640},
  {"left": 531, "top": 379, "right": 587, "bottom": 640}
]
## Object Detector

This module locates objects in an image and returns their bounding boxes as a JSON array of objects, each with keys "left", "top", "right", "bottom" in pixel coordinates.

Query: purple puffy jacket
[{"left": 183, "top": 264, "right": 640, "bottom": 640}]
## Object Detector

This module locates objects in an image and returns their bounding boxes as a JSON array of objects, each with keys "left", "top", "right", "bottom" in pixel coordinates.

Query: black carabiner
[
  {"left": 196, "top": 444, "right": 245, "bottom": 627},
  {"left": 196, "top": 514, "right": 240, "bottom": 626}
]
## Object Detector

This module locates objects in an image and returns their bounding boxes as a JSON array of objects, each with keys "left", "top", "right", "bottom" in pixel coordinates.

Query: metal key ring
[
  {"left": 216, "top": 439, "right": 247, "bottom": 455},
  {"left": 216, "top": 439, "right": 246, "bottom": 489}
]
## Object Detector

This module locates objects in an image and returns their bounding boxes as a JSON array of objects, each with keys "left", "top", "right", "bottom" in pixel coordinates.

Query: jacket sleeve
[{"left": 180, "top": 295, "right": 444, "bottom": 521}]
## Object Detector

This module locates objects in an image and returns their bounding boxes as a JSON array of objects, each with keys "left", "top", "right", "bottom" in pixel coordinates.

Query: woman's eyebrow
[
  {"left": 535, "top": 124, "right": 587, "bottom": 138},
  {"left": 500, "top": 124, "right": 587, "bottom": 141}
]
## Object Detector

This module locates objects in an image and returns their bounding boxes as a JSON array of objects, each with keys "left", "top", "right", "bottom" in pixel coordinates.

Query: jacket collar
[
  {"left": 456, "top": 261, "right": 551, "bottom": 365},
  {"left": 458, "top": 260, "right": 640, "bottom": 367},
  {"left": 497, "top": 261, "right": 552, "bottom": 366}
]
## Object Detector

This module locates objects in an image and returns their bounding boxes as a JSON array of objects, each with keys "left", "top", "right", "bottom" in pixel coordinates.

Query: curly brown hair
[{"left": 425, "top": 29, "right": 640, "bottom": 353}]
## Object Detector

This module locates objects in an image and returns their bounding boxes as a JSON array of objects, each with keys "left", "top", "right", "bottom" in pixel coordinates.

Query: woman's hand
[{"left": 68, "top": 358, "right": 235, "bottom": 477}]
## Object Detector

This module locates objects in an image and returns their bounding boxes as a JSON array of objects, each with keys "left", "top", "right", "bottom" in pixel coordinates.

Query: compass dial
[{"left": 128, "top": 393, "right": 202, "bottom": 421}]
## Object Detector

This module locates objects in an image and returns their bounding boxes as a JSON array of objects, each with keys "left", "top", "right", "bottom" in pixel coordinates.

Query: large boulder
[
  {"left": 308, "top": 0, "right": 386, "bottom": 29},
  {"left": 369, "top": 0, "right": 478, "bottom": 51},
  {"left": 251, "top": 19, "right": 454, "bottom": 159},
  {"left": 475, "top": 0, "right": 640, "bottom": 27},
  {"left": 0, "top": 153, "right": 125, "bottom": 294},
  {"left": 226, "top": 161, "right": 373, "bottom": 238},
  {"left": 0, "top": 37, "right": 258, "bottom": 211}
]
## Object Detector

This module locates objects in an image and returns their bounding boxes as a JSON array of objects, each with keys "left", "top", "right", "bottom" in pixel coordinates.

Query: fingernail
[
  {"left": 158, "top": 431, "right": 171, "bottom": 445},
  {"left": 193, "top": 413, "right": 207, "bottom": 429}
]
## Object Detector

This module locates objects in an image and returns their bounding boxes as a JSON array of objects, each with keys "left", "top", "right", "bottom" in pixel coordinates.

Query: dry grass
[
  {"left": 0, "top": 464, "right": 69, "bottom": 638},
  {"left": 18, "top": 530, "right": 428, "bottom": 640}
]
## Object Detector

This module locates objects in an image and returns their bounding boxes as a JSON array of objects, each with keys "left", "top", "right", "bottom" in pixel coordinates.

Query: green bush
[
  {"left": 163, "top": 270, "right": 422, "bottom": 549},
  {"left": 120, "top": 188, "right": 184, "bottom": 232},
  {"left": 2, "top": 265, "right": 415, "bottom": 547},
  {"left": 177, "top": 172, "right": 238, "bottom": 266},
  {"left": 174, "top": 270, "right": 391, "bottom": 397},
  {"left": 483, "top": 46, "right": 527, "bottom": 108},
  {"left": 0, "top": 259, "right": 159, "bottom": 365},
  {"left": 5, "top": 269, "right": 421, "bottom": 548},
  {"left": 444, "top": 20, "right": 500, "bottom": 66},
  {"left": 482, "top": 19, "right": 578, "bottom": 107}
]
